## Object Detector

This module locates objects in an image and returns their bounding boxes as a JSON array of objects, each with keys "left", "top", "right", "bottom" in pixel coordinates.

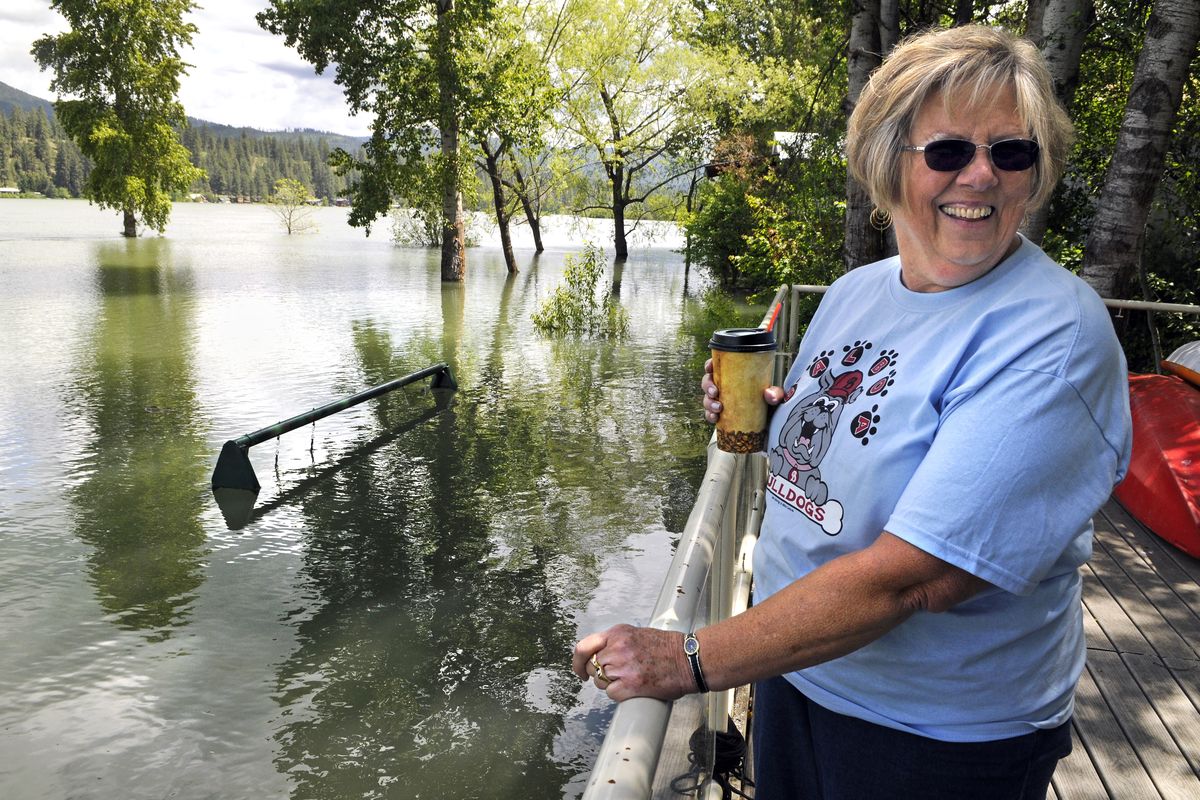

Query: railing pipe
[
  {"left": 1101, "top": 297, "right": 1200, "bottom": 315},
  {"left": 234, "top": 363, "right": 455, "bottom": 450},
  {"left": 211, "top": 363, "right": 456, "bottom": 492},
  {"left": 580, "top": 448, "right": 740, "bottom": 800},
  {"left": 580, "top": 297, "right": 789, "bottom": 799}
]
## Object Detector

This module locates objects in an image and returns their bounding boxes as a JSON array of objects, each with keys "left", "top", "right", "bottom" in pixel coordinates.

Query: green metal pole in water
[{"left": 211, "top": 363, "right": 457, "bottom": 492}]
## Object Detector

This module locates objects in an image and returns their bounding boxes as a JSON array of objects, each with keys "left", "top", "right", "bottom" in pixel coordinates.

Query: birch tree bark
[
  {"left": 880, "top": 0, "right": 899, "bottom": 54},
  {"left": 1023, "top": 0, "right": 1094, "bottom": 244},
  {"left": 1081, "top": 0, "right": 1200, "bottom": 298}
]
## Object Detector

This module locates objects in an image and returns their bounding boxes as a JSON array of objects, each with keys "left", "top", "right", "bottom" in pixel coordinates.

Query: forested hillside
[{"left": 0, "top": 94, "right": 360, "bottom": 202}]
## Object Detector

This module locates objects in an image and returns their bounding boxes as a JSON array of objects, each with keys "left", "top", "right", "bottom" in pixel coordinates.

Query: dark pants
[{"left": 751, "top": 676, "right": 1072, "bottom": 800}]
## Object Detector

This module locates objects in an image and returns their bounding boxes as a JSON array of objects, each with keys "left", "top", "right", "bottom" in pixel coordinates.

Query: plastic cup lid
[{"left": 709, "top": 328, "right": 776, "bottom": 353}]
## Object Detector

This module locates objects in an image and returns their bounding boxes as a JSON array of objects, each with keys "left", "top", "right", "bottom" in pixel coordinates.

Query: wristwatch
[{"left": 683, "top": 632, "right": 710, "bottom": 693}]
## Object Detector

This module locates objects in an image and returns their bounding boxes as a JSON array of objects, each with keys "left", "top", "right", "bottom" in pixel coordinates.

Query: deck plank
[
  {"left": 1071, "top": 663, "right": 1162, "bottom": 798},
  {"left": 1087, "top": 543, "right": 1197, "bottom": 665},
  {"left": 1053, "top": 723, "right": 1111, "bottom": 800},
  {"left": 1118, "top": 652, "right": 1200, "bottom": 780},
  {"left": 1082, "top": 562, "right": 1156, "bottom": 657},
  {"left": 1101, "top": 500, "right": 1200, "bottom": 597},
  {"left": 1086, "top": 650, "right": 1199, "bottom": 800},
  {"left": 1061, "top": 500, "right": 1200, "bottom": 800},
  {"left": 1092, "top": 512, "right": 1200, "bottom": 662}
]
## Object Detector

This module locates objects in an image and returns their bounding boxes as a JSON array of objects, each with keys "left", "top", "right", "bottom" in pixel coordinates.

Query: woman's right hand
[{"left": 702, "top": 358, "right": 785, "bottom": 423}]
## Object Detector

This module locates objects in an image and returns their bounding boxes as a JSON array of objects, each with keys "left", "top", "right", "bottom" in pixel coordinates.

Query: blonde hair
[{"left": 846, "top": 25, "right": 1074, "bottom": 213}]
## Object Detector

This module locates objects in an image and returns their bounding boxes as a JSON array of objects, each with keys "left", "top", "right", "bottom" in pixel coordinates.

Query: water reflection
[
  {"left": 66, "top": 238, "right": 208, "bottom": 639},
  {"left": 0, "top": 200, "right": 727, "bottom": 799}
]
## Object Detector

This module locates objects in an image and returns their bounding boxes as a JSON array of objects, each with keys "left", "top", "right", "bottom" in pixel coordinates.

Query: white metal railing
[{"left": 579, "top": 289, "right": 796, "bottom": 800}]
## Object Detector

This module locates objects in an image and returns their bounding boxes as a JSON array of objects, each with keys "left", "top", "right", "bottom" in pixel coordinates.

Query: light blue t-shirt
[{"left": 753, "top": 236, "right": 1132, "bottom": 742}]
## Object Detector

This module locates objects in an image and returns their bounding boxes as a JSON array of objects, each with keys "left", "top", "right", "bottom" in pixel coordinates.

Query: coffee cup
[{"left": 709, "top": 328, "right": 777, "bottom": 453}]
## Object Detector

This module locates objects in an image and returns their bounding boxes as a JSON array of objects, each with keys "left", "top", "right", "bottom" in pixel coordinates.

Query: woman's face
[{"left": 891, "top": 85, "right": 1034, "bottom": 293}]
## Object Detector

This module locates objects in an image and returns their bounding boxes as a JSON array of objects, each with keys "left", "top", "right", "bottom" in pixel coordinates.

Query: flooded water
[{"left": 0, "top": 200, "right": 738, "bottom": 799}]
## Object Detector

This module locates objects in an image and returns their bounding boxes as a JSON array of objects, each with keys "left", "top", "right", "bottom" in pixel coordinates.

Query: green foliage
[
  {"left": 684, "top": 172, "right": 755, "bottom": 286},
  {"left": 269, "top": 177, "right": 317, "bottom": 234},
  {"left": 679, "top": 287, "right": 763, "bottom": 341},
  {"left": 258, "top": 0, "right": 502, "bottom": 239},
  {"left": 32, "top": 0, "right": 206, "bottom": 233},
  {"left": 389, "top": 153, "right": 480, "bottom": 247},
  {"left": 685, "top": 133, "right": 845, "bottom": 295},
  {"left": 532, "top": 245, "right": 630, "bottom": 339}
]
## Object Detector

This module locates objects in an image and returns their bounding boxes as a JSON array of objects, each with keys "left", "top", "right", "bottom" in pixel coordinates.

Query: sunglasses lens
[
  {"left": 922, "top": 140, "right": 976, "bottom": 171},
  {"left": 991, "top": 139, "right": 1039, "bottom": 170},
  {"left": 920, "top": 139, "right": 1039, "bottom": 171}
]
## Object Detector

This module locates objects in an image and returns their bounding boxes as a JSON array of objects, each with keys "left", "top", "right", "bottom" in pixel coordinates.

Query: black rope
[{"left": 669, "top": 716, "right": 755, "bottom": 799}]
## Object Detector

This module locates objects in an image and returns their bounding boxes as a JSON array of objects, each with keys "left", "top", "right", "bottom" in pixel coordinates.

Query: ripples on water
[{"left": 0, "top": 200, "right": 740, "bottom": 799}]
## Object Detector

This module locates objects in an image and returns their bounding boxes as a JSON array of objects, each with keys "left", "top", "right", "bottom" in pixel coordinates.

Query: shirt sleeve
[{"left": 885, "top": 367, "right": 1126, "bottom": 595}]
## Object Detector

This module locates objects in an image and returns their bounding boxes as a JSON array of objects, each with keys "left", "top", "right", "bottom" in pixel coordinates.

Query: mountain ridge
[{"left": 0, "top": 80, "right": 365, "bottom": 151}]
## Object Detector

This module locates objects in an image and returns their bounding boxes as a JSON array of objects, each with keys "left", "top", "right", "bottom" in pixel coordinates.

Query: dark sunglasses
[{"left": 902, "top": 138, "right": 1040, "bottom": 172}]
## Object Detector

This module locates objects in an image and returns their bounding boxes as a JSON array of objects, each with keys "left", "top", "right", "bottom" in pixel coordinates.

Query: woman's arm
[{"left": 572, "top": 532, "right": 990, "bottom": 701}]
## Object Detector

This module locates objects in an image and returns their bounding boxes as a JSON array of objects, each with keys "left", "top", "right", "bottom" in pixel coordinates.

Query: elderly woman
[{"left": 572, "top": 24, "right": 1132, "bottom": 799}]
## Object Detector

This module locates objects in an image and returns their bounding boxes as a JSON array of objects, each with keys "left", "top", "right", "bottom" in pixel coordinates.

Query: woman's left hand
[{"left": 572, "top": 625, "right": 692, "bottom": 702}]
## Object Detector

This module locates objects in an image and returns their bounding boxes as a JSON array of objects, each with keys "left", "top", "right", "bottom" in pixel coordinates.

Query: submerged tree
[
  {"left": 472, "top": 0, "right": 566, "bottom": 273},
  {"left": 32, "top": 0, "right": 204, "bottom": 237},
  {"left": 269, "top": 178, "right": 318, "bottom": 234},
  {"left": 259, "top": 0, "right": 500, "bottom": 282},
  {"left": 532, "top": 245, "right": 629, "bottom": 338},
  {"left": 555, "top": 0, "right": 715, "bottom": 260}
]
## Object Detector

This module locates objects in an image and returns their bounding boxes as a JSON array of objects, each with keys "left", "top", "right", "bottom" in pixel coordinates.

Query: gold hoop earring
[{"left": 870, "top": 207, "right": 892, "bottom": 231}]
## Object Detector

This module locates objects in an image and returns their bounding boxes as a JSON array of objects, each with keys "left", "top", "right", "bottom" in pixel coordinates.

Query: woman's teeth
[{"left": 941, "top": 205, "right": 993, "bottom": 220}]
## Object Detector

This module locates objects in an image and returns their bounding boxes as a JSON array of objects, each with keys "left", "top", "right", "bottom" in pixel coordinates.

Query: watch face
[{"left": 684, "top": 636, "right": 699, "bottom": 656}]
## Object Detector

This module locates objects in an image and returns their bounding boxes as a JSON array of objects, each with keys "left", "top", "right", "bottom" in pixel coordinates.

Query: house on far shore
[{"left": 0, "top": 187, "right": 21, "bottom": 195}]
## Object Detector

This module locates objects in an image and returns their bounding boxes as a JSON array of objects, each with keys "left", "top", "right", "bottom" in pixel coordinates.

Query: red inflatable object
[{"left": 1113, "top": 373, "right": 1200, "bottom": 557}]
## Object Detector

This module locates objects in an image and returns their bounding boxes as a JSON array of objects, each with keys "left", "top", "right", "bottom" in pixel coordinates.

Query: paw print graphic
[
  {"left": 841, "top": 340, "right": 873, "bottom": 367},
  {"left": 850, "top": 404, "right": 882, "bottom": 445},
  {"left": 869, "top": 349, "right": 899, "bottom": 376},
  {"left": 808, "top": 349, "right": 835, "bottom": 378},
  {"left": 866, "top": 369, "right": 896, "bottom": 397}
]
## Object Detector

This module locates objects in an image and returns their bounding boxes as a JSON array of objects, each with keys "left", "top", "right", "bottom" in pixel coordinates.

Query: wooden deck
[
  {"left": 1054, "top": 498, "right": 1200, "bottom": 799},
  {"left": 652, "top": 497, "right": 1200, "bottom": 799}
]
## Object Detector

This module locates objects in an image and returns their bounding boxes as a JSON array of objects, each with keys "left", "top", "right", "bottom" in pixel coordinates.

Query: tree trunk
[
  {"left": 880, "top": 0, "right": 900, "bottom": 54},
  {"left": 1023, "top": 0, "right": 1094, "bottom": 244},
  {"left": 1025, "top": 0, "right": 1049, "bottom": 44},
  {"left": 600, "top": 86, "right": 629, "bottom": 260},
  {"left": 612, "top": 174, "right": 628, "bottom": 260},
  {"left": 1080, "top": 0, "right": 1200, "bottom": 298},
  {"left": 843, "top": 0, "right": 885, "bottom": 270},
  {"left": 122, "top": 207, "right": 137, "bottom": 238},
  {"left": 481, "top": 140, "right": 517, "bottom": 274},
  {"left": 509, "top": 158, "right": 544, "bottom": 253},
  {"left": 437, "top": 0, "right": 466, "bottom": 282},
  {"left": 954, "top": 0, "right": 975, "bottom": 26}
]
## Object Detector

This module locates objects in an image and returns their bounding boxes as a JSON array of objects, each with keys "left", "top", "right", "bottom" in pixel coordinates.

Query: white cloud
[{"left": 0, "top": 0, "right": 371, "bottom": 137}]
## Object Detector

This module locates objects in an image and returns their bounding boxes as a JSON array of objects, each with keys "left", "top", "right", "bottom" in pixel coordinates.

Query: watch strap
[{"left": 684, "top": 632, "right": 710, "bottom": 693}]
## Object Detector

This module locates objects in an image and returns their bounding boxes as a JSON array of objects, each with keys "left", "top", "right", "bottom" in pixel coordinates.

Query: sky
[{"left": 0, "top": 0, "right": 372, "bottom": 137}]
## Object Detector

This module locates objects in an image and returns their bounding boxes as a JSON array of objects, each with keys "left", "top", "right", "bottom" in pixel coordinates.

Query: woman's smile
[{"left": 891, "top": 86, "right": 1034, "bottom": 293}]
